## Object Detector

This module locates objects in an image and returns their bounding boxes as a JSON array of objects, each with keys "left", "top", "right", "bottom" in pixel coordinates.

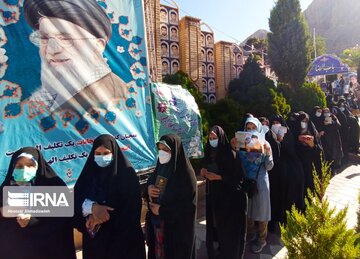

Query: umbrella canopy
[{"left": 307, "top": 54, "right": 349, "bottom": 76}]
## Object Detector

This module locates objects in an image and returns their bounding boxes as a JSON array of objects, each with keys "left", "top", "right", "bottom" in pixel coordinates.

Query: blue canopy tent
[{"left": 307, "top": 54, "right": 349, "bottom": 76}]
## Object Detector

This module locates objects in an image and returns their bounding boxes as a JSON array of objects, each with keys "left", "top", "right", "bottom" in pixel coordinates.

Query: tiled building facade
[{"left": 145, "top": 0, "right": 245, "bottom": 102}]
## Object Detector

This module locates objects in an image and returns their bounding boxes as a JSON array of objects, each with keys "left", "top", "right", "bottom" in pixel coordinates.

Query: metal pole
[{"left": 313, "top": 28, "right": 317, "bottom": 59}]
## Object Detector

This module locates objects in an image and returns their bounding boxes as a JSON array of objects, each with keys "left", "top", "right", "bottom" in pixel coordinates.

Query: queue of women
[{"left": 0, "top": 98, "right": 358, "bottom": 259}]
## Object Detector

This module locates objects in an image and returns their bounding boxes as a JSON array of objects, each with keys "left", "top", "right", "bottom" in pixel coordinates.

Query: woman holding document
[
  {"left": 201, "top": 125, "right": 247, "bottom": 259},
  {"left": 145, "top": 134, "right": 197, "bottom": 259},
  {"left": 239, "top": 117, "right": 274, "bottom": 254}
]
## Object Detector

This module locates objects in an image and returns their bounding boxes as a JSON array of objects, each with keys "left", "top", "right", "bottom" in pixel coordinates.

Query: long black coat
[
  {"left": 203, "top": 126, "right": 247, "bottom": 259},
  {"left": 145, "top": 134, "right": 197, "bottom": 259},
  {"left": 289, "top": 114, "right": 323, "bottom": 194},
  {"left": 0, "top": 147, "right": 76, "bottom": 259},
  {"left": 331, "top": 106, "right": 349, "bottom": 160},
  {"left": 74, "top": 135, "right": 145, "bottom": 259},
  {"left": 321, "top": 114, "right": 343, "bottom": 167},
  {"left": 266, "top": 129, "right": 287, "bottom": 223},
  {"left": 280, "top": 130, "right": 305, "bottom": 211}
]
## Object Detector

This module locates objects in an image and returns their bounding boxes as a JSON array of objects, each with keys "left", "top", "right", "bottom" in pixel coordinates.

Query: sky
[{"left": 161, "top": 0, "right": 313, "bottom": 43}]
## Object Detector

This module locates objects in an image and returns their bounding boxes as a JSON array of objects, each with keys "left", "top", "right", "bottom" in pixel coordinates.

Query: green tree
[
  {"left": 340, "top": 46, "right": 360, "bottom": 70},
  {"left": 228, "top": 56, "right": 291, "bottom": 118},
  {"left": 281, "top": 157, "right": 360, "bottom": 258},
  {"left": 278, "top": 82, "right": 326, "bottom": 113},
  {"left": 244, "top": 37, "right": 268, "bottom": 63},
  {"left": 206, "top": 98, "right": 244, "bottom": 139},
  {"left": 268, "top": 0, "right": 311, "bottom": 88}
]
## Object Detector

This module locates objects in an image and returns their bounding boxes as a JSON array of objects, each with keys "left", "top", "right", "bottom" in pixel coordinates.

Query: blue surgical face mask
[
  {"left": 209, "top": 139, "right": 218, "bottom": 148},
  {"left": 13, "top": 166, "right": 37, "bottom": 182},
  {"left": 94, "top": 154, "right": 113, "bottom": 167}
]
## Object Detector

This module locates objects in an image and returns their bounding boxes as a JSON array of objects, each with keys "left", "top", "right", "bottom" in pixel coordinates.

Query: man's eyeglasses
[{"left": 30, "top": 31, "right": 97, "bottom": 48}]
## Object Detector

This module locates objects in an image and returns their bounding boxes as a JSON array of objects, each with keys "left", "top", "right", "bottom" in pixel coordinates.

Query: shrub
[{"left": 281, "top": 156, "right": 360, "bottom": 258}]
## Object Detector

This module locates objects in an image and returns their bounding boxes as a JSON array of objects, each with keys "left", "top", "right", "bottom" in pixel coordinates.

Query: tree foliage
[
  {"left": 206, "top": 98, "right": 244, "bottom": 139},
  {"left": 281, "top": 157, "right": 360, "bottom": 258},
  {"left": 268, "top": 0, "right": 311, "bottom": 88},
  {"left": 244, "top": 37, "right": 269, "bottom": 63},
  {"left": 228, "top": 56, "right": 291, "bottom": 118},
  {"left": 278, "top": 82, "right": 326, "bottom": 113},
  {"left": 340, "top": 46, "right": 360, "bottom": 70}
]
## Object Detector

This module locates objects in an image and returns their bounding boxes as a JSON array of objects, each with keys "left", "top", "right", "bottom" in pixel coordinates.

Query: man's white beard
[{"left": 31, "top": 57, "right": 110, "bottom": 111}]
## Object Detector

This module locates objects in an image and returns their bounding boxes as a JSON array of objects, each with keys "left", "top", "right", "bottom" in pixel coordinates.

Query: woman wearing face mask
[
  {"left": 74, "top": 134, "right": 145, "bottom": 259},
  {"left": 0, "top": 147, "right": 76, "bottom": 259},
  {"left": 240, "top": 117, "right": 273, "bottom": 254},
  {"left": 145, "top": 134, "right": 197, "bottom": 259},
  {"left": 321, "top": 108, "right": 343, "bottom": 170},
  {"left": 290, "top": 112, "right": 323, "bottom": 194},
  {"left": 201, "top": 125, "right": 247, "bottom": 259},
  {"left": 311, "top": 106, "right": 324, "bottom": 135}
]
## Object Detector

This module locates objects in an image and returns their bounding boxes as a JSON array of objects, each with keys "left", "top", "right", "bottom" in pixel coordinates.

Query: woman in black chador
[
  {"left": 201, "top": 125, "right": 247, "bottom": 259},
  {"left": 145, "top": 134, "right": 197, "bottom": 259},
  {"left": 74, "top": 134, "right": 145, "bottom": 259},
  {"left": 289, "top": 112, "right": 323, "bottom": 194},
  {"left": 0, "top": 147, "right": 76, "bottom": 259}
]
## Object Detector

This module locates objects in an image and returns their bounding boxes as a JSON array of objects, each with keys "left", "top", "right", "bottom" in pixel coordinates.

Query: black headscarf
[
  {"left": 23, "top": 0, "right": 112, "bottom": 41},
  {"left": 152, "top": 134, "right": 195, "bottom": 186},
  {"left": 269, "top": 114, "right": 286, "bottom": 127},
  {"left": 74, "top": 134, "right": 135, "bottom": 204},
  {"left": 203, "top": 125, "right": 231, "bottom": 165},
  {"left": 0, "top": 147, "right": 65, "bottom": 207},
  {"left": 1, "top": 147, "right": 62, "bottom": 187}
]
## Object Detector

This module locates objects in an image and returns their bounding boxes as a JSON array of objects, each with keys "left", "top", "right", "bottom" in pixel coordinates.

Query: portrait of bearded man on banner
[{"left": 24, "top": 0, "right": 127, "bottom": 112}]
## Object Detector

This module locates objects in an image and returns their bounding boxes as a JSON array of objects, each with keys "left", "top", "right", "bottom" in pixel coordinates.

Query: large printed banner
[
  {"left": 0, "top": 0, "right": 157, "bottom": 185},
  {"left": 151, "top": 83, "right": 203, "bottom": 158}
]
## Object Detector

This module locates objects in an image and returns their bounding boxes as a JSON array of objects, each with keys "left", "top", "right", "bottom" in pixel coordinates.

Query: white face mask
[
  {"left": 271, "top": 124, "right": 281, "bottom": 134},
  {"left": 262, "top": 125, "right": 270, "bottom": 134},
  {"left": 301, "top": 121, "right": 307, "bottom": 129},
  {"left": 339, "top": 107, "right": 345, "bottom": 112},
  {"left": 315, "top": 111, "right": 322, "bottom": 117},
  {"left": 324, "top": 113, "right": 330, "bottom": 117},
  {"left": 209, "top": 139, "right": 218, "bottom": 148},
  {"left": 158, "top": 150, "right": 171, "bottom": 164}
]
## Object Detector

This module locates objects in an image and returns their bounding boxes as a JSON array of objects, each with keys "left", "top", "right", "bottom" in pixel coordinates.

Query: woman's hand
[
  {"left": 149, "top": 202, "right": 160, "bottom": 215},
  {"left": 86, "top": 214, "right": 97, "bottom": 231},
  {"left": 200, "top": 168, "right": 208, "bottom": 178},
  {"left": 230, "top": 137, "right": 238, "bottom": 150},
  {"left": 204, "top": 171, "right": 222, "bottom": 181},
  {"left": 17, "top": 214, "right": 31, "bottom": 228},
  {"left": 91, "top": 203, "right": 114, "bottom": 224},
  {"left": 264, "top": 143, "right": 271, "bottom": 156},
  {"left": 148, "top": 185, "right": 160, "bottom": 202}
]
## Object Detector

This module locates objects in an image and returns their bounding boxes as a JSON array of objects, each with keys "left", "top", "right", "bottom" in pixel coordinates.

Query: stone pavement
[
  {"left": 195, "top": 154, "right": 360, "bottom": 259},
  {"left": 76, "top": 154, "right": 360, "bottom": 259}
]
